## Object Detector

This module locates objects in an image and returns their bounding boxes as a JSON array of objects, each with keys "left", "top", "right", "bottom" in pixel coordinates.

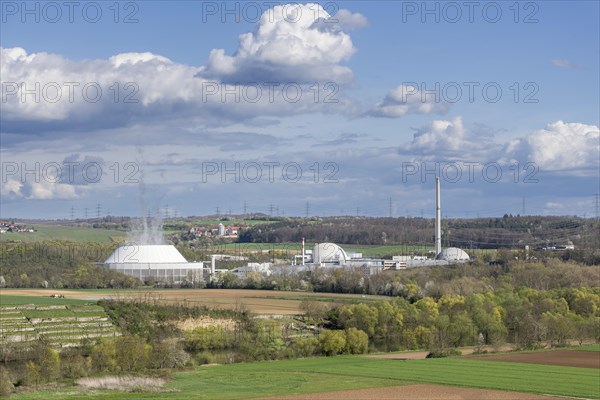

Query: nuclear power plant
[{"left": 103, "top": 176, "right": 469, "bottom": 283}]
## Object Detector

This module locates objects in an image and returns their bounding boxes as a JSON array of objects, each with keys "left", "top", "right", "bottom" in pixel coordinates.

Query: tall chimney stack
[
  {"left": 435, "top": 176, "right": 442, "bottom": 256},
  {"left": 301, "top": 237, "right": 305, "bottom": 265}
]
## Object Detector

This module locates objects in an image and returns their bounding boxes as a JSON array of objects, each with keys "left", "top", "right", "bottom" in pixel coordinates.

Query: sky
[{"left": 1, "top": 1, "right": 599, "bottom": 219}]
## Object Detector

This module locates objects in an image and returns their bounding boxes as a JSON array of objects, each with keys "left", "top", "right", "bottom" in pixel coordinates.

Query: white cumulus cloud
[
  {"left": 0, "top": 46, "right": 354, "bottom": 135},
  {"left": 397, "top": 117, "right": 599, "bottom": 176},
  {"left": 198, "top": 3, "right": 364, "bottom": 83},
  {"left": 400, "top": 116, "right": 498, "bottom": 160},
  {"left": 504, "top": 120, "right": 599, "bottom": 173},
  {"left": 27, "top": 181, "right": 80, "bottom": 200}
]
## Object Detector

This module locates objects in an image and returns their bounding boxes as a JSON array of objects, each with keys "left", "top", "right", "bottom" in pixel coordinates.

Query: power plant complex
[{"left": 102, "top": 177, "right": 469, "bottom": 283}]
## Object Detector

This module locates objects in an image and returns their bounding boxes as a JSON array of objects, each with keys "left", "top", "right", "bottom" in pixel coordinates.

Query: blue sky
[{"left": 1, "top": 1, "right": 599, "bottom": 219}]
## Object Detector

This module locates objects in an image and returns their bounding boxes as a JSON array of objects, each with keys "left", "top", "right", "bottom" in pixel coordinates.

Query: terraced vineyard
[{"left": 0, "top": 304, "right": 120, "bottom": 347}]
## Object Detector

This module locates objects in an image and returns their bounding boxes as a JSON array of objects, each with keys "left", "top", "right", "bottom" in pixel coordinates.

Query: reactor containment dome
[
  {"left": 312, "top": 243, "right": 349, "bottom": 264},
  {"left": 435, "top": 247, "right": 470, "bottom": 262},
  {"left": 103, "top": 244, "right": 204, "bottom": 284}
]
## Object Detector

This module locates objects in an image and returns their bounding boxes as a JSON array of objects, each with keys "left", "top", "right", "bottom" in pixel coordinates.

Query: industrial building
[{"left": 103, "top": 244, "right": 205, "bottom": 283}]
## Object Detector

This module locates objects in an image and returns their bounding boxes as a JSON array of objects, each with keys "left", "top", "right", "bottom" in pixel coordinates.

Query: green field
[
  {"left": 9, "top": 354, "right": 599, "bottom": 400},
  {"left": 215, "top": 242, "right": 435, "bottom": 256},
  {"left": 1, "top": 225, "right": 126, "bottom": 243},
  {"left": 0, "top": 295, "right": 96, "bottom": 306},
  {"left": 570, "top": 343, "right": 600, "bottom": 352}
]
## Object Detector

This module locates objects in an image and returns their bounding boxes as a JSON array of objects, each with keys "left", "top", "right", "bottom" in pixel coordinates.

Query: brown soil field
[
  {"left": 367, "top": 345, "right": 514, "bottom": 360},
  {"left": 471, "top": 350, "right": 600, "bottom": 369},
  {"left": 257, "top": 384, "right": 563, "bottom": 400},
  {"left": 0, "top": 289, "right": 386, "bottom": 315}
]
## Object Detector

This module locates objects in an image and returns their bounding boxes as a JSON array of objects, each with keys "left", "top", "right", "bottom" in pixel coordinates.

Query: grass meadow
[
  {"left": 0, "top": 295, "right": 96, "bottom": 306},
  {"left": 1, "top": 226, "right": 126, "bottom": 243},
  {"left": 8, "top": 355, "right": 599, "bottom": 400}
]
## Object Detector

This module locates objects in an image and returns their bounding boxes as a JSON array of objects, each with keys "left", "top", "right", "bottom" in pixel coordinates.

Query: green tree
[
  {"left": 447, "top": 312, "right": 475, "bottom": 347},
  {"left": 24, "top": 361, "right": 41, "bottom": 386},
  {"left": 319, "top": 330, "right": 346, "bottom": 356},
  {"left": 38, "top": 347, "right": 61, "bottom": 383},
  {"left": 184, "top": 326, "right": 228, "bottom": 352},
  {"left": 291, "top": 337, "right": 319, "bottom": 358},
  {"left": 61, "top": 351, "right": 89, "bottom": 379},
  {"left": 542, "top": 312, "right": 575, "bottom": 347},
  {"left": 415, "top": 297, "right": 439, "bottom": 325},
  {"left": 373, "top": 301, "right": 404, "bottom": 350},
  {"left": 338, "top": 303, "right": 378, "bottom": 337},
  {"left": 91, "top": 339, "right": 117, "bottom": 372},
  {"left": 344, "top": 328, "right": 369, "bottom": 354},
  {"left": 115, "top": 336, "right": 151, "bottom": 372}
]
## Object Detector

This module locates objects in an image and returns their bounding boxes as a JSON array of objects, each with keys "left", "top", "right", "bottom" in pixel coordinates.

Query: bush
[
  {"left": 193, "top": 351, "right": 216, "bottom": 365},
  {"left": 319, "top": 330, "right": 346, "bottom": 356},
  {"left": 184, "top": 326, "right": 228, "bottom": 352},
  {"left": 62, "top": 352, "right": 90, "bottom": 378},
  {"left": 290, "top": 337, "right": 319, "bottom": 358},
  {"left": 24, "top": 361, "right": 41, "bottom": 386},
  {"left": 91, "top": 339, "right": 117, "bottom": 372},
  {"left": 39, "top": 347, "right": 61, "bottom": 383},
  {"left": 344, "top": 328, "right": 369, "bottom": 354},
  {"left": 426, "top": 348, "right": 462, "bottom": 358},
  {"left": 0, "top": 366, "right": 14, "bottom": 396},
  {"left": 115, "top": 336, "right": 151, "bottom": 372},
  {"left": 152, "top": 339, "right": 190, "bottom": 368}
]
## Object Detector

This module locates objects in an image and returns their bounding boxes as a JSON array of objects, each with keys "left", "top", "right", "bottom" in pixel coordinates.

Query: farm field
[
  {"left": 471, "top": 349, "right": 600, "bottom": 369},
  {"left": 0, "top": 225, "right": 126, "bottom": 243},
  {"left": 9, "top": 353, "right": 599, "bottom": 400},
  {"left": 0, "top": 303, "right": 120, "bottom": 347},
  {"left": 0, "top": 289, "right": 389, "bottom": 315},
  {"left": 216, "top": 242, "right": 436, "bottom": 257},
  {"left": 257, "top": 384, "right": 558, "bottom": 400},
  {"left": 0, "top": 295, "right": 95, "bottom": 306}
]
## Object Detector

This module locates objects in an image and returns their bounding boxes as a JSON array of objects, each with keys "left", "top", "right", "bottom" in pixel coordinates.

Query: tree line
[{"left": 235, "top": 215, "right": 599, "bottom": 255}]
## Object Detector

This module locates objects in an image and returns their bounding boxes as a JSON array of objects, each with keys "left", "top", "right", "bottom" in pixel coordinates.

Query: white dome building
[
  {"left": 435, "top": 247, "right": 470, "bottom": 262},
  {"left": 312, "top": 243, "right": 349, "bottom": 264},
  {"left": 103, "top": 244, "right": 204, "bottom": 284}
]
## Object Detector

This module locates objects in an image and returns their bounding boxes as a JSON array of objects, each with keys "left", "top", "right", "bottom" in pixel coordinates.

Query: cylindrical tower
[{"left": 435, "top": 177, "right": 442, "bottom": 256}]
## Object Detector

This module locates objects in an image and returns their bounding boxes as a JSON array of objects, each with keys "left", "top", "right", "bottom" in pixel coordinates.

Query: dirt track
[
  {"left": 471, "top": 350, "right": 600, "bottom": 369},
  {"left": 257, "top": 384, "right": 563, "bottom": 400}
]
